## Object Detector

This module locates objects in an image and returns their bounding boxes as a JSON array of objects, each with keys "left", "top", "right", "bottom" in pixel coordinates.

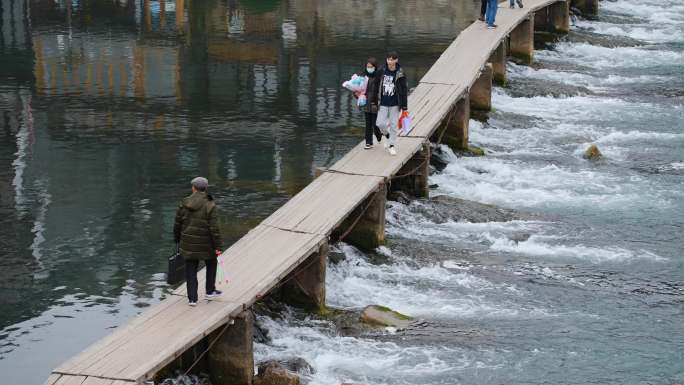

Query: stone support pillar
[
  {"left": 571, "top": 0, "right": 598, "bottom": 17},
  {"left": 488, "top": 41, "right": 507, "bottom": 85},
  {"left": 470, "top": 64, "right": 493, "bottom": 111},
  {"left": 534, "top": 8, "right": 549, "bottom": 32},
  {"left": 437, "top": 95, "right": 469, "bottom": 151},
  {"left": 277, "top": 243, "right": 328, "bottom": 311},
  {"left": 510, "top": 16, "right": 534, "bottom": 64},
  {"left": 344, "top": 183, "right": 387, "bottom": 250},
  {"left": 208, "top": 310, "right": 254, "bottom": 385},
  {"left": 390, "top": 142, "right": 430, "bottom": 199},
  {"left": 550, "top": 1, "right": 570, "bottom": 33}
]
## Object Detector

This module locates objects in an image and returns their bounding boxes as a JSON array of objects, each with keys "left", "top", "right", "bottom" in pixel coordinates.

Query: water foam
[
  {"left": 596, "top": 130, "right": 683, "bottom": 144},
  {"left": 488, "top": 235, "right": 666, "bottom": 263},
  {"left": 575, "top": 19, "right": 684, "bottom": 43},
  {"left": 326, "top": 244, "right": 527, "bottom": 318},
  {"left": 507, "top": 62, "right": 672, "bottom": 89},
  {"left": 537, "top": 42, "right": 684, "bottom": 69},
  {"left": 432, "top": 155, "right": 651, "bottom": 210},
  {"left": 254, "top": 315, "right": 472, "bottom": 385}
]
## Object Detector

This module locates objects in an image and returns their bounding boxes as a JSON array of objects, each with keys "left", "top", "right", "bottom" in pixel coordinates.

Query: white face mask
[{"left": 366, "top": 67, "right": 375, "bottom": 74}]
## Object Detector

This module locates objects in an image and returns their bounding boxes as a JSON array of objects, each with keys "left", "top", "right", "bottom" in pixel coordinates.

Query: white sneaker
[
  {"left": 389, "top": 146, "right": 397, "bottom": 156},
  {"left": 189, "top": 301, "right": 197, "bottom": 307}
]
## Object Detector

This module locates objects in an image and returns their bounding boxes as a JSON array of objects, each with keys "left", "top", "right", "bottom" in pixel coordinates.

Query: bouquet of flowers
[{"left": 342, "top": 74, "right": 368, "bottom": 107}]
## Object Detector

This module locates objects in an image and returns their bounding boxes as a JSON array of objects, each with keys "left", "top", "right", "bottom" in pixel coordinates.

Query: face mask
[{"left": 366, "top": 68, "right": 375, "bottom": 74}]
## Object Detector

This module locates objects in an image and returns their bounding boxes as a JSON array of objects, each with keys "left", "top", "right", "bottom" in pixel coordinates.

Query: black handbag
[{"left": 167, "top": 243, "right": 185, "bottom": 285}]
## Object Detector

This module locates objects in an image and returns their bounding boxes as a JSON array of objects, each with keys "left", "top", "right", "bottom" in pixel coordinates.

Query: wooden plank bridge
[{"left": 44, "top": 0, "right": 597, "bottom": 384}]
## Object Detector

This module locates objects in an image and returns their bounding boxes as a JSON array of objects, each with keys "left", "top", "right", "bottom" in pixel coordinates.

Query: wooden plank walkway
[{"left": 46, "top": 1, "right": 570, "bottom": 384}]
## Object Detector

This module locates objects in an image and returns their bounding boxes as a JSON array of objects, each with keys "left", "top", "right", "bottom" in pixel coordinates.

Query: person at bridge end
[
  {"left": 376, "top": 51, "right": 408, "bottom": 156},
  {"left": 486, "top": 0, "right": 499, "bottom": 29},
  {"left": 173, "top": 176, "right": 224, "bottom": 307},
  {"left": 510, "top": 0, "right": 524, "bottom": 9}
]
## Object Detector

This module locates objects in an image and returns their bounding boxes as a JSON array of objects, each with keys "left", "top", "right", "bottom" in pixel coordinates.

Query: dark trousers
[
  {"left": 480, "top": 0, "right": 487, "bottom": 18},
  {"left": 185, "top": 258, "right": 217, "bottom": 302},
  {"left": 364, "top": 112, "right": 381, "bottom": 145}
]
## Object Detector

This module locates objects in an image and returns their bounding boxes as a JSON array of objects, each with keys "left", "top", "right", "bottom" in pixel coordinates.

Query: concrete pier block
[
  {"left": 470, "top": 64, "right": 493, "bottom": 111},
  {"left": 438, "top": 95, "right": 470, "bottom": 151},
  {"left": 534, "top": 8, "right": 549, "bottom": 32},
  {"left": 571, "top": 0, "right": 598, "bottom": 17},
  {"left": 208, "top": 310, "right": 254, "bottom": 385},
  {"left": 550, "top": 1, "right": 570, "bottom": 33},
  {"left": 390, "top": 142, "right": 430, "bottom": 198},
  {"left": 345, "top": 183, "right": 387, "bottom": 250},
  {"left": 488, "top": 41, "right": 507, "bottom": 86},
  {"left": 510, "top": 16, "right": 534, "bottom": 64},
  {"left": 277, "top": 243, "right": 328, "bottom": 311}
]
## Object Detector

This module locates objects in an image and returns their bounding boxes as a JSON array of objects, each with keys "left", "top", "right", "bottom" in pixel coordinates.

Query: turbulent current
[
  {"left": 0, "top": 0, "right": 682, "bottom": 384},
  {"left": 254, "top": 1, "right": 684, "bottom": 384}
]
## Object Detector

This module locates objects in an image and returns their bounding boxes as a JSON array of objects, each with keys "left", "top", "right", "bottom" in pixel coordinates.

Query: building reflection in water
[{"left": 0, "top": 0, "right": 473, "bottom": 382}]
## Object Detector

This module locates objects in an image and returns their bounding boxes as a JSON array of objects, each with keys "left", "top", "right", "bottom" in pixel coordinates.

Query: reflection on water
[{"left": 0, "top": 0, "right": 474, "bottom": 382}]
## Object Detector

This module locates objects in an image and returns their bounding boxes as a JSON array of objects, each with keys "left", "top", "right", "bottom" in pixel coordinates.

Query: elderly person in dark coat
[{"left": 173, "top": 177, "right": 223, "bottom": 306}]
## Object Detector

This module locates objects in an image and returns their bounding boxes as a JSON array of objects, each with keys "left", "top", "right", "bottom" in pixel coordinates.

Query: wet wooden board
[
  {"left": 46, "top": 375, "right": 135, "bottom": 385},
  {"left": 327, "top": 138, "right": 426, "bottom": 179},
  {"left": 406, "top": 83, "right": 464, "bottom": 138},
  {"left": 262, "top": 172, "right": 384, "bottom": 235}
]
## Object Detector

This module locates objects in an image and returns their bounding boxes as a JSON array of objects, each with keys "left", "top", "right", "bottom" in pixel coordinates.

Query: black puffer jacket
[
  {"left": 376, "top": 64, "right": 408, "bottom": 110},
  {"left": 362, "top": 69, "right": 380, "bottom": 114},
  {"left": 173, "top": 191, "right": 223, "bottom": 260}
]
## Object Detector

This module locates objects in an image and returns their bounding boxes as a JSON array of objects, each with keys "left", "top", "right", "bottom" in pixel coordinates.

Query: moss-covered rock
[
  {"left": 254, "top": 361, "right": 301, "bottom": 385},
  {"left": 461, "top": 146, "right": 485, "bottom": 157},
  {"left": 583, "top": 144, "right": 602, "bottom": 160},
  {"left": 360, "top": 305, "right": 414, "bottom": 329}
]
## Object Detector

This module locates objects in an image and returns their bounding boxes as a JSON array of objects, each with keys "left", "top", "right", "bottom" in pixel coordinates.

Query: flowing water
[{"left": 0, "top": 0, "right": 682, "bottom": 384}]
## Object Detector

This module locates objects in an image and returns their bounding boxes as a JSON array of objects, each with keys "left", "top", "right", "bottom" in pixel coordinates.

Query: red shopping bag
[{"left": 398, "top": 110, "right": 413, "bottom": 135}]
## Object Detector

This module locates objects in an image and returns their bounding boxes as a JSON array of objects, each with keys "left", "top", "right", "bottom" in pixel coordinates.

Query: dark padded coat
[
  {"left": 173, "top": 192, "right": 223, "bottom": 260},
  {"left": 376, "top": 64, "right": 408, "bottom": 110},
  {"left": 362, "top": 70, "right": 380, "bottom": 114}
]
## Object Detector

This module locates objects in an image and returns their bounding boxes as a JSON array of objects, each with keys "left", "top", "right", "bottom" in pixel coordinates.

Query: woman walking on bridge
[{"left": 362, "top": 57, "right": 382, "bottom": 150}]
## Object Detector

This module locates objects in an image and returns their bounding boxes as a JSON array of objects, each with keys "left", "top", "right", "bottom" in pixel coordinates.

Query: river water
[{"left": 0, "top": 0, "right": 682, "bottom": 384}]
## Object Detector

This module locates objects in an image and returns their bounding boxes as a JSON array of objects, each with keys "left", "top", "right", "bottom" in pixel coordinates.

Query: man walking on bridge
[
  {"left": 485, "top": 0, "right": 499, "bottom": 29},
  {"left": 174, "top": 177, "right": 224, "bottom": 306},
  {"left": 376, "top": 51, "right": 408, "bottom": 156}
]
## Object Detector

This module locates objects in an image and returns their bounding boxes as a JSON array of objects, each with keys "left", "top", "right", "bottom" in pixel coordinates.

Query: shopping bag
[
  {"left": 216, "top": 256, "right": 229, "bottom": 285},
  {"left": 398, "top": 110, "right": 413, "bottom": 135},
  {"left": 167, "top": 243, "right": 185, "bottom": 285}
]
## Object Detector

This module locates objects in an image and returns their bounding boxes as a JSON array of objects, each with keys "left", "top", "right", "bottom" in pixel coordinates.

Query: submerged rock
[
  {"left": 430, "top": 145, "right": 451, "bottom": 172},
  {"left": 415, "top": 195, "right": 522, "bottom": 224},
  {"left": 583, "top": 144, "right": 602, "bottom": 160},
  {"left": 254, "top": 318, "right": 271, "bottom": 344},
  {"left": 279, "top": 357, "right": 315, "bottom": 375},
  {"left": 388, "top": 190, "right": 412, "bottom": 205},
  {"left": 360, "top": 305, "right": 414, "bottom": 329},
  {"left": 159, "top": 372, "right": 211, "bottom": 385},
  {"left": 254, "top": 361, "right": 301, "bottom": 385},
  {"left": 506, "top": 76, "right": 592, "bottom": 98}
]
